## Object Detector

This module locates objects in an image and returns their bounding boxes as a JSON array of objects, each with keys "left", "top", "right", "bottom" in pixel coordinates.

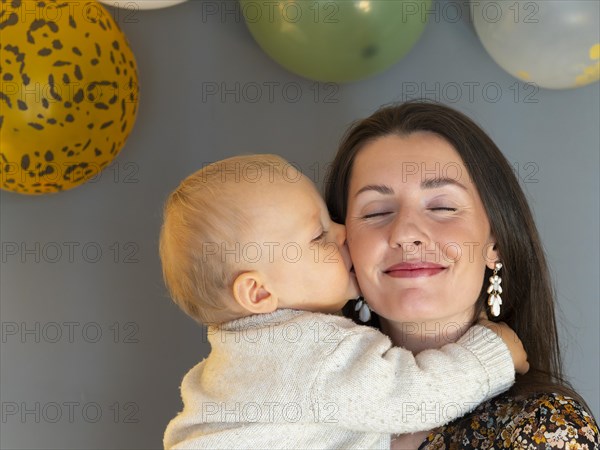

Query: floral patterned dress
[{"left": 419, "top": 392, "right": 599, "bottom": 449}]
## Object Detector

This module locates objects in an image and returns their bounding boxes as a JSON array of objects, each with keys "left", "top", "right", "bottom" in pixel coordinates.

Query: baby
[{"left": 160, "top": 154, "right": 528, "bottom": 450}]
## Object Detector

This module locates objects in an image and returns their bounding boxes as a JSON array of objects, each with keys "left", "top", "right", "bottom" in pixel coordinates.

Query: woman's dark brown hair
[{"left": 324, "top": 100, "right": 588, "bottom": 407}]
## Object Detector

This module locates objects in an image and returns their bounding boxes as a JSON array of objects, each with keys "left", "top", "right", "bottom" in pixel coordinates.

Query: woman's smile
[{"left": 383, "top": 261, "right": 447, "bottom": 278}]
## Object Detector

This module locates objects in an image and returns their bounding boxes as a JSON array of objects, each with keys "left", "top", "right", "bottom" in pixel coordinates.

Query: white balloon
[
  {"left": 99, "top": 0, "right": 187, "bottom": 10},
  {"left": 472, "top": 0, "right": 600, "bottom": 89}
]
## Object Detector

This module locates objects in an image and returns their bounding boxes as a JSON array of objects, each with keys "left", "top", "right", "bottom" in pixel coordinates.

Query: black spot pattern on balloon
[
  {"left": 73, "top": 89, "right": 84, "bottom": 103},
  {"left": 0, "top": 93, "right": 12, "bottom": 109},
  {"left": 21, "top": 154, "right": 30, "bottom": 170},
  {"left": 74, "top": 65, "right": 83, "bottom": 80},
  {"left": 0, "top": 12, "right": 19, "bottom": 30}
]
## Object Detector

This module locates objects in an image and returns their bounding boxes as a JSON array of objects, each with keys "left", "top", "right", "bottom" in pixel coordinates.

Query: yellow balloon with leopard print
[{"left": 0, "top": 0, "right": 139, "bottom": 194}]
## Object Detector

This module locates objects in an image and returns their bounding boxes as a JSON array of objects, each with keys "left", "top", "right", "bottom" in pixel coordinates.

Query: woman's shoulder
[{"left": 422, "top": 391, "right": 599, "bottom": 449}]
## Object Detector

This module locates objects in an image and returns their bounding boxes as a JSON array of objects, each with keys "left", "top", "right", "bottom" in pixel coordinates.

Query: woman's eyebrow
[
  {"left": 354, "top": 178, "right": 467, "bottom": 197},
  {"left": 354, "top": 184, "right": 394, "bottom": 197},
  {"left": 421, "top": 177, "right": 467, "bottom": 191}
]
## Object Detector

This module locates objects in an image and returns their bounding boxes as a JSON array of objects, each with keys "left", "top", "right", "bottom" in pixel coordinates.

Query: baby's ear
[{"left": 232, "top": 271, "right": 277, "bottom": 315}]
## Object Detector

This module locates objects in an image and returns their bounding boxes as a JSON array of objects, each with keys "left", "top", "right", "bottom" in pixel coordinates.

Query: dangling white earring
[
  {"left": 487, "top": 262, "right": 503, "bottom": 317},
  {"left": 354, "top": 296, "right": 371, "bottom": 322}
]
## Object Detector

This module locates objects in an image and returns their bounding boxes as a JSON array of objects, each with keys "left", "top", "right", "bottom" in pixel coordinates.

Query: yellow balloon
[{"left": 0, "top": 0, "right": 139, "bottom": 195}]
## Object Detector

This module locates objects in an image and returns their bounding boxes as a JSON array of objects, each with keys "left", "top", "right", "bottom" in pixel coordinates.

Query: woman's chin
[
  {"left": 375, "top": 297, "right": 452, "bottom": 324},
  {"left": 370, "top": 287, "right": 475, "bottom": 325},
  {"left": 381, "top": 310, "right": 442, "bottom": 325},
  {"left": 378, "top": 303, "right": 475, "bottom": 330}
]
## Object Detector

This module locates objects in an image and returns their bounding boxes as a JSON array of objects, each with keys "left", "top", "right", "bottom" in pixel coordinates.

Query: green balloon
[{"left": 241, "top": 0, "right": 431, "bottom": 82}]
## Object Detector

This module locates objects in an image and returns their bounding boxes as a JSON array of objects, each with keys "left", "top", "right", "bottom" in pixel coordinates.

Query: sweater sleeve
[{"left": 311, "top": 324, "right": 515, "bottom": 434}]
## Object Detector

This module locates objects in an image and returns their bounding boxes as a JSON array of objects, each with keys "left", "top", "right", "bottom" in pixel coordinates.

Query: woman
[{"left": 325, "top": 101, "right": 599, "bottom": 449}]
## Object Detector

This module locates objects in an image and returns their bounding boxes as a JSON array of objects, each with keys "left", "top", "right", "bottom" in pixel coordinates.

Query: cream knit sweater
[{"left": 164, "top": 309, "right": 515, "bottom": 449}]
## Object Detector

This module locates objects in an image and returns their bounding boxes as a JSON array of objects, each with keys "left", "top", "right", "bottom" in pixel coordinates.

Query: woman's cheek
[
  {"left": 442, "top": 240, "right": 462, "bottom": 263},
  {"left": 347, "top": 228, "right": 373, "bottom": 263}
]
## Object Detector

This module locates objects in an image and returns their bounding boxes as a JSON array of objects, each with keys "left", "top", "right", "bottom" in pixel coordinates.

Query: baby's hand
[{"left": 478, "top": 313, "right": 529, "bottom": 375}]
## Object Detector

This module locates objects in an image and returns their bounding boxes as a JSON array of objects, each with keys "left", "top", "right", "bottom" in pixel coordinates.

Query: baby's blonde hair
[{"left": 158, "top": 154, "right": 294, "bottom": 324}]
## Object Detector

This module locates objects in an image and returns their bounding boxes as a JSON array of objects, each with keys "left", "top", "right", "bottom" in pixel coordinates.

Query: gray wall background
[{"left": 1, "top": 1, "right": 598, "bottom": 449}]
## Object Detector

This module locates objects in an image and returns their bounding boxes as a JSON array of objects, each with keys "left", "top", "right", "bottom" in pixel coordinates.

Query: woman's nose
[{"left": 388, "top": 210, "right": 428, "bottom": 249}]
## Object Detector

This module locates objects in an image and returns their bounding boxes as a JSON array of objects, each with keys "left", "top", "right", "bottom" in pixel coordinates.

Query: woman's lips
[{"left": 384, "top": 262, "right": 447, "bottom": 278}]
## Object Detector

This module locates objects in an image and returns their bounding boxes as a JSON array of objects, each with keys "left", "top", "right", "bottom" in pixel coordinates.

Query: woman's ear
[
  {"left": 232, "top": 271, "right": 278, "bottom": 315},
  {"left": 485, "top": 240, "right": 501, "bottom": 270}
]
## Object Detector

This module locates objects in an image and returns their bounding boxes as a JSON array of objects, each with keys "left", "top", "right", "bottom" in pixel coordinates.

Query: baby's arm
[
  {"left": 478, "top": 318, "right": 529, "bottom": 375},
  {"left": 312, "top": 323, "right": 519, "bottom": 434}
]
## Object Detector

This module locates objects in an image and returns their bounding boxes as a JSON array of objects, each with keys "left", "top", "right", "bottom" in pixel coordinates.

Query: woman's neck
[{"left": 380, "top": 316, "right": 475, "bottom": 353}]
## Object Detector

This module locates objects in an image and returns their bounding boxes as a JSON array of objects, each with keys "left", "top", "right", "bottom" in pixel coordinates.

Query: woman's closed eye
[
  {"left": 361, "top": 211, "right": 392, "bottom": 219},
  {"left": 429, "top": 207, "right": 457, "bottom": 212}
]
